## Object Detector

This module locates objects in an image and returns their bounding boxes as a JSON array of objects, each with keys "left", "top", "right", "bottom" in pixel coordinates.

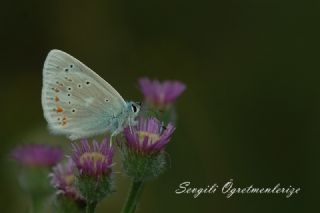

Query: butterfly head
[{"left": 128, "top": 101, "right": 141, "bottom": 117}]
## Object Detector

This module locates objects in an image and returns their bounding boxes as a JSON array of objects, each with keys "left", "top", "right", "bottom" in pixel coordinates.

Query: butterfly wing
[{"left": 42, "top": 49, "right": 127, "bottom": 140}]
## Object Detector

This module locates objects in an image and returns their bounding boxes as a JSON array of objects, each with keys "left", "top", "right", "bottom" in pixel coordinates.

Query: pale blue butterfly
[{"left": 41, "top": 49, "right": 140, "bottom": 141}]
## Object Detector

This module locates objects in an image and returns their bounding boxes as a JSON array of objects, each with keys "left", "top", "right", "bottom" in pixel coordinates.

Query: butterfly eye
[{"left": 131, "top": 104, "right": 137, "bottom": 113}]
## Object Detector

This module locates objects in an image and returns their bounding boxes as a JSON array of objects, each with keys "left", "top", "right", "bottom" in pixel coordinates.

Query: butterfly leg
[
  {"left": 128, "top": 117, "right": 138, "bottom": 134},
  {"left": 110, "top": 129, "right": 122, "bottom": 146},
  {"left": 110, "top": 132, "right": 116, "bottom": 146}
]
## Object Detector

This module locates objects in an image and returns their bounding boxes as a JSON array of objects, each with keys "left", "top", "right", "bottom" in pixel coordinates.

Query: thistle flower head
[
  {"left": 11, "top": 144, "right": 62, "bottom": 168},
  {"left": 72, "top": 138, "right": 113, "bottom": 177},
  {"left": 139, "top": 78, "right": 186, "bottom": 109},
  {"left": 50, "top": 159, "right": 82, "bottom": 200},
  {"left": 124, "top": 117, "right": 175, "bottom": 154}
]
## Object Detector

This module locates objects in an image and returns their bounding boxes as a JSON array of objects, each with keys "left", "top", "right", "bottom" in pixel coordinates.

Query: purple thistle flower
[
  {"left": 11, "top": 144, "right": 62, "bottom": 168},
  {"left": 139, "top": 77, "right": 186, "bottom": 108},
  {"left": 50, "top": 159, "right": 83, "bottom": 201},
  {"left": 124, "top": 117, "right": 175, "bottom": 154},
  {"left": 72, "top": 138, "right": 113, "bottom": 177}
]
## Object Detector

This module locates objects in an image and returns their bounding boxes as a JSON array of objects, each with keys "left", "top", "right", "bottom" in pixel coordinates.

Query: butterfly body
[
  {"left": 41, "top": 50, "right": 140, "bottom": 140},
  {"left": 99, "top": 101, "right": 139, "bottom": 136}
]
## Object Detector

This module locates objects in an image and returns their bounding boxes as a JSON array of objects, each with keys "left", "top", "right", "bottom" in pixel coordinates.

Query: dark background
[{"left": 0, "top": 0, "right": 319, "bottom": 212}]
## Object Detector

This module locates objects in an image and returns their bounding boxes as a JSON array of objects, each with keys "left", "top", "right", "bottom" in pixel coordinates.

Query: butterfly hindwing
[{"left": 42, "top": 49, "right": 127, "bottom": 140}]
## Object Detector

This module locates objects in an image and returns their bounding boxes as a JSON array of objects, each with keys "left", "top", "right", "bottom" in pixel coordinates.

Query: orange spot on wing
[
  {"left": 57, "top": 106, "right": 64, "bottom": 112},
  {"left": 55, "top": 96, "right": 60, "bottom": 102}
]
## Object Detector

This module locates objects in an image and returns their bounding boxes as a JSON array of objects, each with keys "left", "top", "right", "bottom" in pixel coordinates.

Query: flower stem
[
  {"left": 86, "top": 201, "right": 97, "bottom": 213},
  {"left": 122, "top": 180, "right": 145, "bottom": 213}
]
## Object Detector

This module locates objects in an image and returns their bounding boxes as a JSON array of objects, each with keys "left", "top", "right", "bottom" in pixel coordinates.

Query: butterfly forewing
[{"left": 42, "top": 49, "right": 127, "bottom": 140}]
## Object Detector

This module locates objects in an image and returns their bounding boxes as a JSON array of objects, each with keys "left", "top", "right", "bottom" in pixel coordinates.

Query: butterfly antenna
[{"left": 129, "top": 119, "right": 134, "bottom": 134}]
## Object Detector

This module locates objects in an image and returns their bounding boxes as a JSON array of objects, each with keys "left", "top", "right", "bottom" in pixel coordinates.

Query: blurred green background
[{"left": 0, "top": 0, "right": 318, "bottom": 212}]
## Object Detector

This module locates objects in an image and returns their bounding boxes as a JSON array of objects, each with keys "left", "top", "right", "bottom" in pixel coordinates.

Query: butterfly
[{"left": 41, "top": 49, "right": 140, "bottom": 141}]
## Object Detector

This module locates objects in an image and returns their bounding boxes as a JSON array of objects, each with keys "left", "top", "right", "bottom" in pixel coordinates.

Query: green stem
[
  {"left": 86, "top": 201, "right": 97, "bottom": 213},
  {"left": 122, "top": 180, "right": 145, "bottom": 213}
]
